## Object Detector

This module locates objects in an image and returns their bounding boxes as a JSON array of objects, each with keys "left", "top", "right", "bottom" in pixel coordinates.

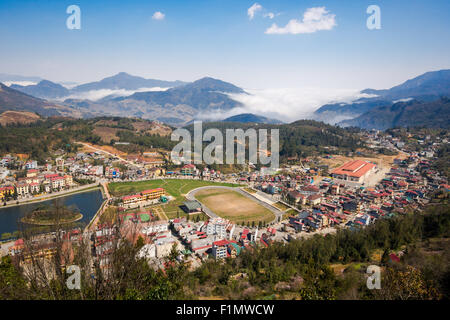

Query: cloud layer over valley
[
  {"left": 195, "top": 87, "right": 373, "bottom": 123},
  {"left": 59, "top": 87, "right": 170, "bottom": 101}
]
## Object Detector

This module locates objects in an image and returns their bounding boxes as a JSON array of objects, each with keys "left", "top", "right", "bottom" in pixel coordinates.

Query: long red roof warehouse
[{"left": 332, "top": 160, "right": 376, "bottom": 178}]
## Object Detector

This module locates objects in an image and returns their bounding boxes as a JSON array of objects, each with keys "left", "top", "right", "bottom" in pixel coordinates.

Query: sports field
[
  {"left": 108, "top": 179, "right": 240, "bottom": 219},
  {"left": 194, "top": 188, "right": 275, "bottom": 225}
]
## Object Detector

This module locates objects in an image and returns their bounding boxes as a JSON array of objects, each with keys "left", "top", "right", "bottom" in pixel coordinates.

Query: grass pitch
[
  {"left": 194, "top": 188, "right": 275, "bottom": 224},
  {"left": 108, "top": 179, "right": 240, "bottom": 219}
]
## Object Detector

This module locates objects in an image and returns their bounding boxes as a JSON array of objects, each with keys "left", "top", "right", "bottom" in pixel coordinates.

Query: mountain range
[
  {"left": 1, "top": 69, "right": 449, "bottom": 129},
  {"left": 70, "top": 72, "right": 186, "bottom": 93},
  {"left": 5, "top": 73, "right": 246, "bottom": 125},
  {"left": 339, "top": 97, "right": 450, "bottom": 130},
  {"left": 314, "top": 69, "right": 450, "bottom": 125},
  {"left": 61, "top": 76, "right": 247, "bottom": 126},
  {"left": 9, "top": 72, "right": 186, "bottom": 99},
  {"left": 0, "top": 83, "right": 81, "bottom": 118},
  {"left": 11, "top": 80, "right": 70, "bottom": 99}
]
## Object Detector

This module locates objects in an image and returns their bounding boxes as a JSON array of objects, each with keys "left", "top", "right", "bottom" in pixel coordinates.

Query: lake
[{"left": 0, "top": 189, "right": 104, "bottom": 236}]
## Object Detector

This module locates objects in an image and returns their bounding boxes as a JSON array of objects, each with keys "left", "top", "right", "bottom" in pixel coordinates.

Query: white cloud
[
  {"left": 3, "top": 81, "right": 38, "bottom": 87},
  {"left": 263, "top": 12, "right": 275, "bottom": 19},
  {"left": 59, "top": 87, "right": 170, "bottom": 102},
  {"left": 248, "top": 3, "right": 262, "bottom": 20},
  {"left": 248, "top": 3, "right": 279, "bottom": 20},
  {"left": 152, "top": 11, "right": 165, "bottom": 20},
  {"left": 212, "top": 87, "right": 373, "bottom": 123},
  {"left": 393, "top": 98, "right": 414, "bottom": 103},
  {"left": 265, "top": 7, "right": 336, "bottom": 35}
]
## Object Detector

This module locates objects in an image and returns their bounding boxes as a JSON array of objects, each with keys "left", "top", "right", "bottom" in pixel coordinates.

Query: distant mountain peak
[
  {"left": 314, "top": 69, "right": 450, "bottom": 124},
  {"left": 184, "top": 77, "right": 245, "bottom": 94},
  {"left": 10, "top": 79, "right": 70, "bottom": 99},
  {"left": 71, "top": 73, "right": 186, "bottom": 93}
]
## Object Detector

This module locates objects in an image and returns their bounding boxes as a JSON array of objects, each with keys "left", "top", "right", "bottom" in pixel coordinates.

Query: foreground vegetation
[{"left": 1, "top": 199, "right": 448, "bottom": 300}]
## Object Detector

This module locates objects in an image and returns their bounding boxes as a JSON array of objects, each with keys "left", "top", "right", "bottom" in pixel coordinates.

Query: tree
[
  {"left": 0, "top": 256, "right": 30, "bottom": 299},
  {"left": 377, "top": 266, "right": 440, "bottom": 300},
  {"left": 135, "top": 236, "right": 145, "bottom": 250},
  {"left": 168, "top": 243, "right": 179, "bottom": 263},
  {"left": 381, "top": 248, "right": 390, "bottom": 265}
]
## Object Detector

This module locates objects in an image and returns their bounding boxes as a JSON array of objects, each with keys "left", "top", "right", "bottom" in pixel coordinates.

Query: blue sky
[{"left": 1, "top": 0, "right": 449, "bottom": 90}]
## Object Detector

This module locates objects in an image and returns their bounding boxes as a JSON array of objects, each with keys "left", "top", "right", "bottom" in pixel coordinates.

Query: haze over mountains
[
  {"left": 313, "top": 69, "right": 450, "bottom": 126},
  {"left": 340, "top": 97, "right": 450, "bottom": 130},
  {"left": 9, "top": 72, "right": 186, "bottom": 99},
  {"left": 0, "top": 82, "right": 81, "bottom": 118},
  {"left": 0, "top": 69, "right": 449, "bottom": 129},
  {"left": 11, "top": 80, "right": 70, "bottom": 99}
]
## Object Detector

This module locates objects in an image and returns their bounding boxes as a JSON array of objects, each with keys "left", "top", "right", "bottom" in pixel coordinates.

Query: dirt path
[
  {"left": 153, "top": 206, "right": 169, "bottom": 221},
  {"left": 76, "top": 141, "right": 136, "bottom": 166}
]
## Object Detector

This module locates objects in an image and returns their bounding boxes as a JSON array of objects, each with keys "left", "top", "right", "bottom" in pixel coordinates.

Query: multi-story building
[
  {"left": 121, "top": 188, "right": 166, "bottom": 209},
  {"left": 26, "top": 169, "right": 38, "bottom": 178},
  {"left": 56, "top": 157, "right": 65, "bottom": 171},
  {"left": 51, "top": 176, "right": 66, "bottom": 189},
  {"left": 142, "top": 221, "right": 169, "bottom": 235},
  {"left": 206, "top": 218, "right": 228, "bottom": 239},
  {"left": 212, "top": 240, "right": 228, "bottom": 259},
  {"left": 44, "top": 173, "right": 59, "bottom": 183},
  {"left": 122, "top": 194, "right": 142, "bottom": 207},
  {"left": 64, "top": 175, "right": 73, "bottom": 187},
  {"left": 0, "top": 186, "right": 15, "bottom": 200},
  {"left": 15, "top": 183, "right": 29, "bottom": 196},
  {"left": 141, "top": 188, "right": 165, "bottom": 201},
  {"left": 29, "top": 182, "right": 40, "bottom": 194},
  {"left": 181, "top": 164, "right": 196, "bottom": 176},
  {"left": 25, "top": 160, "right": 38, "bottom": 170}
]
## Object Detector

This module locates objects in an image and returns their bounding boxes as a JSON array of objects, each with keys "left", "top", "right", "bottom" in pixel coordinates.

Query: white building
[
  {"left": 142, "top": 221, "right": 169, "bottom": 235},
  {"left": 206, "top": 218, "right": 228, "bottom": 239}
]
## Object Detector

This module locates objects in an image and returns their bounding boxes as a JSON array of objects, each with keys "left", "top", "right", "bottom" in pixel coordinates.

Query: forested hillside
[
  {"left": 0, "top": 117, "right": 175, "bottom": 162},
  {"left": 186, "top": 120, "right": 364, "bottom": 160}
]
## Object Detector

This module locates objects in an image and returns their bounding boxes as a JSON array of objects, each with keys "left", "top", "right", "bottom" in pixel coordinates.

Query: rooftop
[{"left": 332, "top": 160, "right": 376, "bottom": 178}]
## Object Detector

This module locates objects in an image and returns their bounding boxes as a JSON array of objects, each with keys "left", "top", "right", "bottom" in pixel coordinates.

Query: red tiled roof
[
  {"left": 45, "top": 174, "right": 59, "bottom": 179},
  {"left": 193, "top": 244, "right": 212, "bottom": 251},
  {"left": 141, "top": 188, "right": 164, "bottom": 194},
  {"left": 332, "top": 160, "right": 376, "bottom": 178},
  {"left": 213, "top": 240, "right": 229, "bottom": 247},
  {"left": 122, "top": 194, "right": 142, "bottom": 201}
]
